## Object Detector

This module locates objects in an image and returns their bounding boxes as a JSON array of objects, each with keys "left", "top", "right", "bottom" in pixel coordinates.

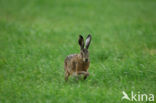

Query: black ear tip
[
  {"left": 87, "top": 34, "right": 92, "bottom": 38},
  {"left": 79, "top": 35, "right": 83, "bottom": 38}
]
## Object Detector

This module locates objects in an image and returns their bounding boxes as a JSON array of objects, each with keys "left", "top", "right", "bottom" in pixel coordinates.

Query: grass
[{"left": 0, "top": 0, "right": 156, "bottom": 103}]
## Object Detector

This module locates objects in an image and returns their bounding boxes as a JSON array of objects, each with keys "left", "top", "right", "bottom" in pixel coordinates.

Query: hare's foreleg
[
  {"left": 77, "top": 71, "right": 89, "bottom": 80},
  {"left": 83, "top": 72, "right": 89, "bottom": 80},
  {"left": 83, "top": 73, "right": 89, "bottom": 80}
]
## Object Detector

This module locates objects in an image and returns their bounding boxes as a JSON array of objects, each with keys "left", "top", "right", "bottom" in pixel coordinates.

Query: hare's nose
[{"left": 85, "top": 59, "right": 88, "bottom": 62}]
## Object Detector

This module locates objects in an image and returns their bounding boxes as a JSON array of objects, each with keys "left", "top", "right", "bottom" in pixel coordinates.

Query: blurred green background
[{"left": 0, "top": 0, "right": 156, "bottom": 103}]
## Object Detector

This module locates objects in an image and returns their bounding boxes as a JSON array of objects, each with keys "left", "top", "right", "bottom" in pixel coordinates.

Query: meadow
[{"left": 0, "top": 0, "right": 156, "bottom": 103}]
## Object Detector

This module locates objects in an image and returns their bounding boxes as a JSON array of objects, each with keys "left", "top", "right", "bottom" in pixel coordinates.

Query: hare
[{"left": 64, "top": 34, "right": 92, "bottom": 81}]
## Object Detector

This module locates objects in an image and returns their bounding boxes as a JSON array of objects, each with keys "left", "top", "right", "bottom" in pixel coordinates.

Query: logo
[{"left": 122, "top": 91, "right": 154, "bottom": 102}]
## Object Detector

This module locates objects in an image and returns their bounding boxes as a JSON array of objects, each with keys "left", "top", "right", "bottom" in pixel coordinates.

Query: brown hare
[{"left": 64, "top": 34, "right": 92, "bottom": 81}]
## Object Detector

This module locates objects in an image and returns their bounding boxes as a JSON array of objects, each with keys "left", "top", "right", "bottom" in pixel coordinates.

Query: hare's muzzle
[
  {"left": 85, "top": 59, "right": 88, "bottom": 62},
  {"left": 83, "top": 58, "right": 88, "bottom": 62}
]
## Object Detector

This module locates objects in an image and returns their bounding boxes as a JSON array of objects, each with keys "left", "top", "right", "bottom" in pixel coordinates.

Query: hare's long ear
[
  {"left": 78, "top": 35, "right": 84, "bottom": 50},
  {"left": 85, "top": 34, "right": 92, "bottom": 49}
]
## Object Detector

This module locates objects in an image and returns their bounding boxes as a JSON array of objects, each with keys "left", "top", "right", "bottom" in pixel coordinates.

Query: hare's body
[
  {"left": 64, "top": 35, "right": 92, "bottom": 81},
  {"left": 64, "top": 54, "right": 90, "bottom": 75}
]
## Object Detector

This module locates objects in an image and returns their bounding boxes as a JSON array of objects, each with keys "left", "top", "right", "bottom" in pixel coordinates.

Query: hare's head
[{"left": 78, "top": 34, "right": 92, "bottom": 62}]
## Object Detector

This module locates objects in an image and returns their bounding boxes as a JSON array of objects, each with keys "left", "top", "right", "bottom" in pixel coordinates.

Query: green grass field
[{"left": 0, "top": 0, "right": 156, "bottom": 103}]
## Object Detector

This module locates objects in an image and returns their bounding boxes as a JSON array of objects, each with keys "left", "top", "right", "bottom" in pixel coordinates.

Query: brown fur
[
  {"left": 64, "top": 54, "right": 90, "bottom": 81},
  {"left": 64, "top": 35, "right": 92, "bottom": 81}
]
